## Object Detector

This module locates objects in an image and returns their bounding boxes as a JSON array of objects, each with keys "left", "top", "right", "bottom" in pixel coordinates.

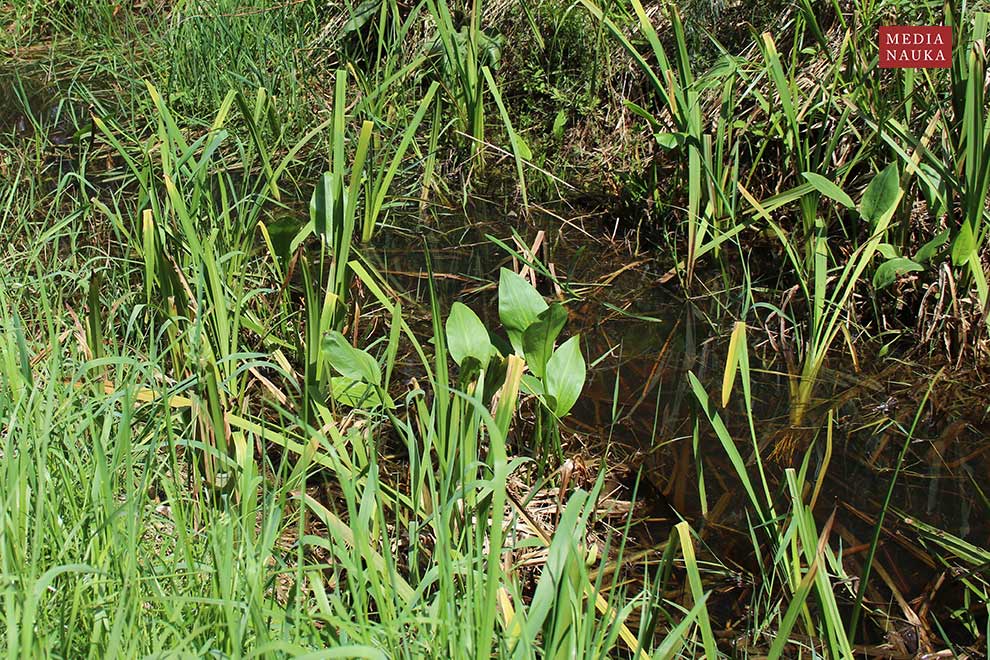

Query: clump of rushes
[
  {"left": 742, "top": 163, "right": 905, "bottom": 447},
  {"left": 426, "top": 0, "right": 496, "bottom": 163},
  {"left": 580, "top": 0, "right": 722, "bottom": 284}
]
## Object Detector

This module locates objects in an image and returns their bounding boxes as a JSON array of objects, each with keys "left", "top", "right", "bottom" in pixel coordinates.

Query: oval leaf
[
  {"left": 329, "top": 376, "right": 393, "bottom": 409},
  {"left": 515, "top": 133, "right": 533, "bottom": 160},
  {"left": 951, "top": 222, "right": 976, "bottom": 266},
  {"left": 498, "top": 268, "right": 548, "bottom": 354},
  {"left": 322, "top": 331, "right": 381, "bottom": 385},
  {"left": 552, "top": 110, "right": 567, "bottom": 139},
  {"left": 876, "top": 243, "right": 900, "bottom": 260},
  {"left": 445, "top": 302, "right": 492, "bottom": 368},
  {"left": 656, "top": 132, "right": 687, "bottom": 149},
  {"left": 873, "top": 257, "right": 923, "bottom": 290},
  {"left": 859, "top": 163, "right": 900, "bottom": 225},
  {"left": 544, "top": 335, "right": 585, "bottom": 417}
]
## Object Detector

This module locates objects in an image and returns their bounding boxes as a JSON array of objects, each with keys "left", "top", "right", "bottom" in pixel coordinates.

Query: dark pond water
[
  {"left": 367, "top": 204, "right": 989, "bottom": 554},
  {"left": 0, "top": 67, "right": 82, "bottom": 145}
]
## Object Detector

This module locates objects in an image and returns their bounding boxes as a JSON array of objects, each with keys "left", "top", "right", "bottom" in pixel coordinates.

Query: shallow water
[
  {"left": 0, "top": 65, "right": 86, "bottom": 146},
  {"left": 367, "top": 204, "right": 989, "bottom": 557}
]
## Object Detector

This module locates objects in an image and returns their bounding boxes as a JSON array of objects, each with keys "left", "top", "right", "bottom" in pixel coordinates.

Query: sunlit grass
[{"left": 2, "top": 0, "right": 989, "bottom": 656}]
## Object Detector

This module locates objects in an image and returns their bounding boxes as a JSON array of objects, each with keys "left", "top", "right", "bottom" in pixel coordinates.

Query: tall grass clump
[{"left": 162, "top": 0, "right": 319, "bottom": 122}]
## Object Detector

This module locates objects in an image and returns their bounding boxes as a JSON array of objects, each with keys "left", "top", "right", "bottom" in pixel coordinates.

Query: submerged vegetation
[{"left": 2, "top": 0, "right": 989, "bottom": 656}]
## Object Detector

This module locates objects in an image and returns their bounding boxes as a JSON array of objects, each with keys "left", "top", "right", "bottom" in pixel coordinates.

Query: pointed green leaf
[
  {"left": 552, "top": 110, "right": 568, "bottom": 139},
  {"left": 914, "top": 229, "right": 949, "bottom": 264},
  {"left": 859, "top": 163, "right": 900, "bottom": 225},
  {"left": 873, "top": 257, "right": 924, "bottom": 289},
  {"left": 802, "top": 172, "right": 855, "bottom": 209},
  {"left": 322, "top": 331, "right": 381, "bottom": 385},
  {"left": 329, "top": 376, "right": 394, "bottom": 409},
  {"left": 445, "top": 302, "right": 492, "bottom": 368},
  {"left": 876, "top": 243, "right": 899, "bottom": 260},
  {"left": 951, "top": 221, "right": 976, "bottom": 266},
  {"left": 498, "top": 268, "right": 548, "bottom": 354},
  {"left": 522, "top": 303, "right": 567, "bottom": 378},
  {"left": 544, "top": 335, "right": 585, "bottom": 417}
]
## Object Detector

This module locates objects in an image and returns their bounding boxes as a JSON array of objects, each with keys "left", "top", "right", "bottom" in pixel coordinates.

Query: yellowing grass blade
[
  {"left": 75, "top": 380, "right": 194, "bottom": 408},
  {"left": 721, "top": 320, "right": 746, "bottom": 407}
]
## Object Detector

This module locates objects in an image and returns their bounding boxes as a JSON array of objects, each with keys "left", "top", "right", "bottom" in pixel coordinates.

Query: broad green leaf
[
  {"left": 498, "top": 268, "right": 548, "bottom": 354},
  {"left": 802, "top": 172, "right": 855, "bottom": 209},
  {"left": 859, "top": 163, "right": 900, "bottom": 225},
  {"left": 544, "top": 335, "right": 585, "bottom": 417},
  {"left": 951, "top": 221, "right": 976, "bottom": 266},
  {"left": 523, "top": 489, "right": 589, "bottom": 639},
  {"left": 520, "top": 373, "right": 546, "bottom": 399},
  {"left": 656, "top": 132, "right": 687, "bottom": 149},
  {"left": 266, "top": 216, "right": 306, "bottom": 264},
  {"left": 873, "top": 257, "right": 923, "bottom": 289},
  {"left": 552, "top": 110, "right": 567, "bottom": 139},
  {"left": 322, "top": 331, "right": 381, "bottom": 385},
  {"left": 516, "top": 134, "right": 533, "bottom": 160},
  {"left": 876, "top": 243, "right": 900, "bottom": 259},
  {"left": 522, "top": 304, "right": 567, "bottom": 378},
  {"left": 445, "top": 302, "right": 492, "bottom": 368}
]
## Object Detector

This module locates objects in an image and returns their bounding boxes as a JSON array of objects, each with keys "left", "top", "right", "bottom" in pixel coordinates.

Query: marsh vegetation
[{"left": 1, "top": 0, "right": 989, "bottom": 656}]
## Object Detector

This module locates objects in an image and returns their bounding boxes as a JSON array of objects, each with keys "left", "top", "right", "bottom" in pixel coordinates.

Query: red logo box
[{"left": 879, "top": 26, "right": 952, "bottom": 68}]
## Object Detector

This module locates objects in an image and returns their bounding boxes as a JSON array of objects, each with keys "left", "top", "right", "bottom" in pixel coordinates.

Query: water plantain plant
[{"left": 250, "top": 259, "right": 709, "bottom": 657}]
